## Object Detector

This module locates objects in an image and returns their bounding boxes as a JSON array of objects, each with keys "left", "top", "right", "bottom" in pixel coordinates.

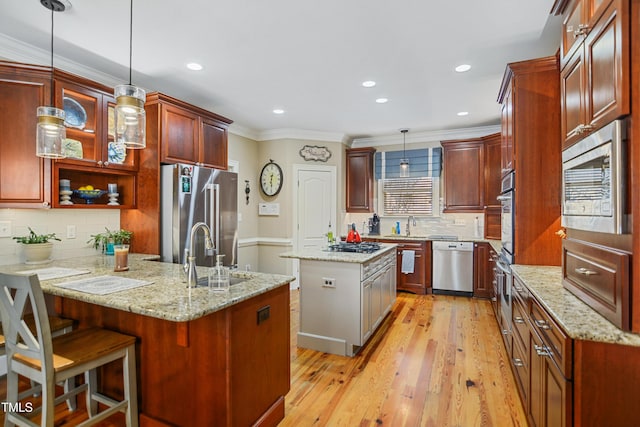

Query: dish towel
[{"left": 401, "top": 250, "right": 415, "bottom": 274}]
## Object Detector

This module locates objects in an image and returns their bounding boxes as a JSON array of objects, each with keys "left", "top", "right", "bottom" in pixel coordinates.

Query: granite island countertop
[
  {"left": 0, "top": 254, "right": 295, "bottom": 323},
  {"left": 280, "top": 243, "right": 396, "bottom": 264},
  {"left": 511, "top": 265, "right": 640, "bottom": 347}
]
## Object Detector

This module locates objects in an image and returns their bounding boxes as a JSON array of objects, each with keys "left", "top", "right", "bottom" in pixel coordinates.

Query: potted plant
[
  {"left": 13, "top": 227, "right": 61, "bottom": 264},
  {"left": 87, "top": 227, "right": 133, "bottom": 255}
]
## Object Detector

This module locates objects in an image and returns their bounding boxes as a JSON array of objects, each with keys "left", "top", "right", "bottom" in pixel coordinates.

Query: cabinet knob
[
  {"left": 103, "top": 161, "right": 110, "bottom": 167},
  {"left": 97, "top": 160, "right": 103, "bottom": 166},
  {"left": 42, "top": 201, "right": 50, "bottom": 207}
]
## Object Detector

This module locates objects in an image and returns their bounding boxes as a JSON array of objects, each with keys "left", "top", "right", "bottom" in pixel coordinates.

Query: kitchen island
[
  {"left": 280, "top": 244, "right": 396, "bottom": 356},
  {"left": 0, "top": 254, "right": 295, "bottom": 427}
]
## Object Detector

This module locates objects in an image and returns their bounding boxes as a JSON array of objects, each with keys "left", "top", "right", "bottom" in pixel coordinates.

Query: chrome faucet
[
  {"left": 183, "top": 222, "right": 215, "bottom": 288},
  {"left": 406, "top": 216, "right": 417, "bottom": 236}
]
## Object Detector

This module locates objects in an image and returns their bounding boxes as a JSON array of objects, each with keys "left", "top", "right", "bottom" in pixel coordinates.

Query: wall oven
[
  {"left": 497, "top": 171, "right": 514, "bottom": 264},
  {"left": 562, "top": 119, "right": 628, "bottom": 234}
]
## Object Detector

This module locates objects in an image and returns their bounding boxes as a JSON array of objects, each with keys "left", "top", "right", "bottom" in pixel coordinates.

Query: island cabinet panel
[
  {"left": 346, "top": 147, "right": 375, "bottom": 213},
  {"left": 0, "top": 62, "right": 52, "bottom": 208},
  {"left": 56, "top": 285, "right": 290, "bottom": 427}
]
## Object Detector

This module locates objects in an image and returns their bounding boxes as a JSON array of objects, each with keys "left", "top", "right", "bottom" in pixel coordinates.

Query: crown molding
[
  {"left": 255, "top": 128, "right": 347, "bottom": 143},
  {"left": 228, "top": 123, "right": 261, "bottom": 141},
  {"left": 350, "top": 125, "right": 501, "bottom": 148}
]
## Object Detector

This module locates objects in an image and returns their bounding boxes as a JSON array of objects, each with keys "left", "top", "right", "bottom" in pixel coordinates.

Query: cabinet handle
[
  {"left": 97, "top": 160, "right": 103, "bottom": 166},
  {"left": 103, "top": 161, "right": 110, "bottom": 167},
  {"left": 573, "top": 23, "right": 591, "bottom": 38},
  {"left": 513, "top": 358, "right": 524, "bottom": 367},
  {"left": 575, "top": 267, "right": 598, "bottom": 276},
  {"left": 534, "top": 319, "right": 550, "bottom": 330},
  {"left": 42, "top": 201, "right": 50, "bottom": 207},
  {"left": 502, "top": 329, "right": 509, "bottom": 336},
  {"left": 514, "top": 316, "right": 525, "bottom": 324},
  {"left": 534, "top": 344, "right": 550, "bottom": 357}
]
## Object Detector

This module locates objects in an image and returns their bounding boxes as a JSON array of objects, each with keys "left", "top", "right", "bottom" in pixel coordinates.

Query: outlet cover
[{"left": 0, "top": 221, "right": 11, "bottom": 238}]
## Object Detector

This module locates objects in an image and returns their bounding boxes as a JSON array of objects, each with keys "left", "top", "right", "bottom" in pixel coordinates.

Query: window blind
[{"left": 382, "top": 178, "right": 433, "bottom": 215}]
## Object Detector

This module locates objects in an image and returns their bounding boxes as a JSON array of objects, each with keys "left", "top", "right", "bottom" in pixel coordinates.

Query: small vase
[
  {"left": 22, "top": 242, "right": 53, "bottom": 264},
  {"left": 105, "top": 241, "right": 115, "bottom": 255}
]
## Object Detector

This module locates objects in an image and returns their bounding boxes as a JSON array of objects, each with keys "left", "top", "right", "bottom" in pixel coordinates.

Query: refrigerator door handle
[{"left": 205, "top": 183, "right": 221, "bottom": 256}]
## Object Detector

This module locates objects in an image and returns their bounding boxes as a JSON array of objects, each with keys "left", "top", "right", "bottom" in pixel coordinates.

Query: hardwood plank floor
[
  {"left": 1, "top": 291, "right": 526, "bottom": 426},
  {"left": 282, "top": 290, "right": 527, "bottom": 427}
]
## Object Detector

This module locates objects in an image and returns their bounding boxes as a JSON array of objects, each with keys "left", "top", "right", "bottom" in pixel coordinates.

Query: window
[{"left": 382, "top": 177, "right": 434, "bottom": 216}]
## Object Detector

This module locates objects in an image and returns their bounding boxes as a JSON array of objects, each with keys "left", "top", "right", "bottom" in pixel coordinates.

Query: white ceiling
[{"left": 0, "top": 0, "right": 561, "bottom": 143}]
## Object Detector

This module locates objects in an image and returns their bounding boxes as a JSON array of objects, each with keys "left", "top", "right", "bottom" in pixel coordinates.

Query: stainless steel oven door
[
  {"left": 495, "top": 257, "right": 512, "bottom": 337},
  {"left": 497, "top": 189, "right": 514, "bottom": 263}
]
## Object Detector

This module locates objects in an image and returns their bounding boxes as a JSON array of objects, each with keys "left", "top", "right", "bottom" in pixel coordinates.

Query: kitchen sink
[{"left": 195, "top": 276, "right": 247, "bottom": 287}]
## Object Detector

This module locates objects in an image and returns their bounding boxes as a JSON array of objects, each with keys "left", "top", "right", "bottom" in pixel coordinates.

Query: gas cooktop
[{"left": 327, "top": 242, "right": 381, "bottom": 254}]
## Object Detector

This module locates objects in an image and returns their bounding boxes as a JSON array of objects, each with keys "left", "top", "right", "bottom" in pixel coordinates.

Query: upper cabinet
[
  {"left": 0, "top": 62, "right": 52, "bottom": 208},
  {"left": 484, "top": 133, "right": 502, "bottom": 239},
  {"left": 54, "top": 72, "right": 138, "bottom": 172},
  {"left": 441, "top": 138, "right": 485, "bottom": 213},
  {"left": 346, "top": 147, "right": 375, "bottom": 213},
  {"left": 558, "top": 0, "right": 630, "bottom": 148},
  {"left": 148, "top": 93, "right": 231, "bottom": 170}
]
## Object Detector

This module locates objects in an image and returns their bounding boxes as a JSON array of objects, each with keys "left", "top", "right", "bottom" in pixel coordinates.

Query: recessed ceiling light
[
  {"left": 186, "top": 62, "right": 203, "bottom": 71},
  {"left": 362, "top": 80, "right": 376, "bottom": 88},
  {"left": 457, "top": 111, "right": 469, "bottom": 116},
  {"left": 273, "top": 109, "right": 285, "bottom": 114},
  {"left": 375, "top": 98, "right": 388, "bottom": 104},
  {"left": 455, "top": 64, "right": 472, "bottom": 73}
]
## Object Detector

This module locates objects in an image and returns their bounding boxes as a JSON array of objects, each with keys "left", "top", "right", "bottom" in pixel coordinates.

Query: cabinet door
[
  {"left": 473, "top": 243, "right": 492, "bottom": 298},
  {"left": 584, "top": 0, "right": 629, "bottom": 130},
  {"left": 200, "top": 117, "right": 228, "bottom": 169},
  {"left": 346, "top": 148, "right": 375, "bottom": 212},
  {"left": 102, "top": 95, "right": 138, "bottom": 172},
  {"left": 484, "top": 134, "right": 501, "bottom": 208},
  {"left": 442, "top": 139, "right": 484, "bottom": 212},
  {"left": 0, "top": 67, "right": 52, "bottom": 208},
  {"left": 55, "top": 79, "right": 104, "bottom": 167},
  {"left": 560, "top": 47, "right": 587, "bottom": 149},
  {"left": 561, "top": 0, "right": 585, "bottom": 66},
  {"left": 395, "top": 243, "right": 427, "bottom": 294},
  {"left": 361, "top": 281, "right": 372, "bottom": 343},
  {"left": 371, "top": 272, "right": 384, "bottom": 330},
  {"left": 160, "top": 104, "right": 199, "bottom": 165},
  {"left": 500, "top": 84, "right": 514, "bottom": 174}
]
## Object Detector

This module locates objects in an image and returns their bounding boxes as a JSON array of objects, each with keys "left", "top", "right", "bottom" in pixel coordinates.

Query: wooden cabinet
[
  {"left": 152, "top": 93, "right": 230, "bottom": 169},
  {"left": 500, "top": 84, "right": 514, "bottom": 175},
  {"left": 473, "top": 242, "right": 495, "bottom": 299},
  {"left": 497, "top": 56, "right": 562, "bottom": 266},
  {"left": 441, "top": 139, "right": 484, "bottom": 212},
  {"left": 346, "top": 147, "right": 375, "bottom": 213},
  {"left": 376, "top": 239, "right": 430, "bottom": 295},
  {"left": 559, "top": 0, "right": 630, "bottom": 148},
  {"left": 483, "top": 133, "right": 502, "bottom": 239},
  {"left": 0, "top": 62, "right": 52, "bottom": 208}
]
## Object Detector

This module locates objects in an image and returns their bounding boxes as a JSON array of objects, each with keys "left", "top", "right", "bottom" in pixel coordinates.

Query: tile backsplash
[{"left": 0, "top": 209, "right": 120, "bottom": 265}]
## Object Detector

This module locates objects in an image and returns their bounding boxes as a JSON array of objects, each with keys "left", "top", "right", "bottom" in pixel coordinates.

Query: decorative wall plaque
[{"left": 299, "top": 145, "right": 332, "bottom": 162}]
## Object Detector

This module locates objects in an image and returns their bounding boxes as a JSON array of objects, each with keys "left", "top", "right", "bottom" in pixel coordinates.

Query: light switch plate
[{"left": 0, "top": 221, "right": 11, "bottom": 238}]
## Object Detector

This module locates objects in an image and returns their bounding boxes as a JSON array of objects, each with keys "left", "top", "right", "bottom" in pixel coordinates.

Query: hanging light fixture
[
  {"left": 114, "top": 0, "right": 146, "bottom": 149},
  {"left": 399, "top": 128, "right": 410, "bottom": 177},
  {"left": 36, "top": 0, "right": 70, "bottom": 159}
]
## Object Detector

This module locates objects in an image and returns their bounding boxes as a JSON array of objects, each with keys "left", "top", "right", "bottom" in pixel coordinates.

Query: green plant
[
  {"left": 87, "top": 228, "right": 133, "bottom": 252},
  {"left": 13, "top": 227, "right": 61, "bottom": 244}
]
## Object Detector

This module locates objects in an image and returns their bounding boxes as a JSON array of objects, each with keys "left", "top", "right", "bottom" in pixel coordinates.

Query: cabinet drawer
[
  {"left": 562, "top": 238, "right": 630, "bottom": 330},
  {"left": 512, "top": 296, "right": 529, "bottom": 355},
  {"left": 530, "top": 298, "right": 572, "bottom": 379},
  {"left": 511, "top": 334, "right": 529, "bottom": 408}
]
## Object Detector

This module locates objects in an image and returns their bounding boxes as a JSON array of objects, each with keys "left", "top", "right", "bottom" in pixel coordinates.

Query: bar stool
[{"left": 0, "top": 272, "right": 139, "bottom": 427}]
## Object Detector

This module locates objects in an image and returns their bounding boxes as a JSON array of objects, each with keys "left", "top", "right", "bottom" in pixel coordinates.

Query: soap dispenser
[{"left": 208, "top": 254, "right": 230, "bottom": 291}]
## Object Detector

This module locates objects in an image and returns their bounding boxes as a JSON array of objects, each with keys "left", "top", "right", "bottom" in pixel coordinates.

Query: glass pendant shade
[
  {"left": 400, "top": 159, "right": 410, "bottom": 177},
  {"left": 114, "top": 84, "right": 146, "bottom": 149},
  {"left": 36, "top": 106, "right": 66, "bottom": 158}
]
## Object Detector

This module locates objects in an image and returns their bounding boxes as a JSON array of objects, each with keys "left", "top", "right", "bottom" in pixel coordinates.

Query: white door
[{"left": 292, "top": 165, "right": 336, "bottom": 286}]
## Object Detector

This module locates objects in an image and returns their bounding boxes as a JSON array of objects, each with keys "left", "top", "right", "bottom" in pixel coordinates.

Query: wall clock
[{"left": 260, "top": 159, "right": 283, "bottom": 196}]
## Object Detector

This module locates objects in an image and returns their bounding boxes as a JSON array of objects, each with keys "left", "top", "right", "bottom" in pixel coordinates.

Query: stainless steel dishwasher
[{"left": 432, "top": 241, "right": 474, "bottom": 295}]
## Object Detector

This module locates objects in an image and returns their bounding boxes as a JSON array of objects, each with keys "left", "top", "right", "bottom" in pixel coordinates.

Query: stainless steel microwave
[{"left": 561, "top": 119, "right": 628, "bottom": 234}]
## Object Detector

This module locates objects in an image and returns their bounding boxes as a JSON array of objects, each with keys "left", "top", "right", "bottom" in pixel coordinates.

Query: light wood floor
[
  {"left": 281, "top": 290, "right": 528, "bottom": 427},
  {"left": 0, "top": 291, "right": 527, "bottom": 427}
]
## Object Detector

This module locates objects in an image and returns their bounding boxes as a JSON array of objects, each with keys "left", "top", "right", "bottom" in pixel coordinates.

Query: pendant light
[
  {"left": 114, "top": 0, "right": 146, "bottom": 149},
  {"left": 36, "top": 0, "right": 69, "bottom": 159},
  {"left": 399, "top": 128, "right": 410, "bottom": 177}
]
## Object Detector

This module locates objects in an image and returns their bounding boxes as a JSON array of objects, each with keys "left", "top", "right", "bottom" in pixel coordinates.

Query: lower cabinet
[
  {"left": 362, "top": 253, "right": 396, "bottom": 343},
  {"left": 473, "top": 242, "right": 495, "bottom": 298},
  {"left": 375, "top": 239, "right": 430, "bottom": 294}
]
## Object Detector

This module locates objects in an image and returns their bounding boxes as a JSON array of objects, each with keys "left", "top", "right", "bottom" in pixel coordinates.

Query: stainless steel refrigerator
[{"left": 161, "top": 164, "right": 238, "bottom": 268}]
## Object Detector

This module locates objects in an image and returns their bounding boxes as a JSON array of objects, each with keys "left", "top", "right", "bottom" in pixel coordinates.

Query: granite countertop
[
  {"left": 364, "top": 234, "right": 497, "bottom": 244},
  {"left": 280, "top": 244, "right": 396, "bottom": 263},
  {"left": 0, "top": 254, "right": 294, "bottom": 323},
  {"left": 511, "top": 265, "right": 640, "bottom": 347}
]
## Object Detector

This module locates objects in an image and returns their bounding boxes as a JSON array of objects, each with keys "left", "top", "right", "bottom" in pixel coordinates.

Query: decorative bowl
[{"left": 73, "top": 189, "right": 107, "bottom": 204}]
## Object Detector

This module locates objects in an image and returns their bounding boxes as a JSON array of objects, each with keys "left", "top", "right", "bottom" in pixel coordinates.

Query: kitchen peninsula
[
  {"left": 281, "top": 243, "right": 396, "bottom": 356},
  {"left": 0, "top": 254, "right": 294, "bottom": 427}
]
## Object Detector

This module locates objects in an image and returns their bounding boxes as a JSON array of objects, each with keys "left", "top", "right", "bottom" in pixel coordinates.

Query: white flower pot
[{"left": 22, "top": 242, "right": 53, "bottom": 264}]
